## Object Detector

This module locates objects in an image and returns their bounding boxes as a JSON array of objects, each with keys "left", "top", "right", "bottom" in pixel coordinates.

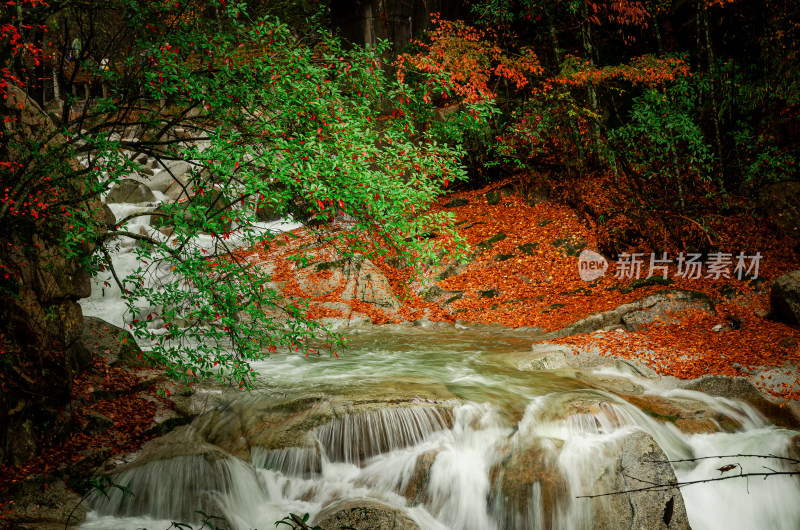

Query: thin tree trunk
[
  {"left": 653, "top": 15, "right": 664, "bottom": 56},
  {"left": 700, "top": 2, "right": 724, "bottom": 186},
  {"left": 549, "top": 22, "right": 561, "bottom": 67},
  {"left": 579, "top": 3, "right": 603, "bottom": 165}
]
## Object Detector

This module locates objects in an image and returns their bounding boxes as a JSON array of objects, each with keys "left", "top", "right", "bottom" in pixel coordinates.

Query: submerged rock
[
  {"left": 92, "top": 438, "right": 251, "bottom": 526},
  {"left": 190, "top": 392, "right": 456, "bottom": 464},
  {"left": 590, "top": 430, "right": 690, "bottom": 530},
  {"left": 313, "top": 499, "right": 420, "bottom": 530}
]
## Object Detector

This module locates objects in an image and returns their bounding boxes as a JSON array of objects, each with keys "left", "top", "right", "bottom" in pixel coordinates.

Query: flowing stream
[
  {"left": 77, "top": 203, "right": 800, "bottom": 529},
  {"left": 75, "top": 327, "right": 800, "bottom": 530}
]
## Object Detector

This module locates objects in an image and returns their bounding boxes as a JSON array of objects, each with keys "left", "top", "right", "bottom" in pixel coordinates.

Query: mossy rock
[
  {"left": 485, "top": 190, "right": 501, "bottom": 205},
  {"left": 476, "top": 233, "right": 506, "bottom": 251},
  {"left": 620, "top": 276, "right": 674, "bottom": 294},
  {"left": 494, "top": 253, "right": 514, "bottom": 262},
  {"left": 479, "top": 288, "right": 499, "bottom": 298},
  {"left": 421, "top": 286, "right": 443, "bottom": 303},
  {"left": 443, "top": 197, "right": 469, "bottom": 208},
  {"left": 443, "top": 292, "right": 464, "bottom": 305},
  {"left": 551, "top": 237, "right": 587, "bottom": 257},
  {"left": 517, "top": 242, "right": 539, "bottom": 256},
  {"left": 537, "top": 219, "right": 553, "bottom": 227},
  {"left": 314, "top": 258, "right": 349, "bottom": 272}
]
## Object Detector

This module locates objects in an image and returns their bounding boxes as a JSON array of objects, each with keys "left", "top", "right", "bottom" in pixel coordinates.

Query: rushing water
[
  {"left": 77, "top": 328, "right": 800, "bottom": 530},
  {"left": 77, "top": 202, "right": 799, "bottom": 529}
]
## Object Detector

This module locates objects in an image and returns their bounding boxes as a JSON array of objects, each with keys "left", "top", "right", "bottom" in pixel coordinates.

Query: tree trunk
[{"left": 700, "top": 2, "right": 724, "bottom": 187}]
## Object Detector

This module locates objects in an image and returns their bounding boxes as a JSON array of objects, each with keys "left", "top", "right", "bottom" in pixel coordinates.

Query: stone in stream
[
  {"left": 403, "top": 450, "right": 438, "bottom": 506},
  {"left": 589, "top": 430, "right": 691, "bottom": 530},
  {"left": 683, "top": 375, "right": 800, "bottom": 429},
  {"left": 190, "top": 391, "right": 456, "bottom": 463},
  {"left": 106, "top": 179, "right": 156, "bottom": 204},
  {"left": 90, "top": 436, "right": 251, "bottom": 527},
  {"left": 313, "top": 499, "right": 420, "bottom": 530},
  {"left": 491, "top": 439, "right": 567, "bottom": 529}
]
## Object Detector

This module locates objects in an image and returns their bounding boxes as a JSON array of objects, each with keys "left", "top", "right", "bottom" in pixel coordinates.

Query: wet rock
[
  {"left": 683, "top": 375, "right": 800, "bottom": 429},
  {"left": 82, "top": 316, "right": 144, "bottom": 368},
  {"left": 522, "top": 343, "right": 572, "bottom": 371},
  {"left": 492, "top": 439, "right": 567, "bottom": 529},
  {"left": 92, "top": 438, "right": 245, "bottom": 526},
  {"left": 0, "top": 478, "right": 87, "bottom": 529},
  {"left": 313, "top": 499, "right": 420, "bottom": 530},
  {"left": 620, "top": 395, "right": 735, "bottom": 434},
  {"left": 770, "top": 270, "right": 800, "bottom": 324},
  {"left": 191, "top": 393, "right": 455, "bottom": 463},
  {"left": 403, "top": 451, "right": 438, "bottom": 506},
  {"left": 591, "top": 430, "right": 690, "bottom": 530},
  {"left": 106, "top": 179, "right": 156, "bottom": 204},
  {"left": 578, "top": 373, "right": 645, "bottom": 396}
]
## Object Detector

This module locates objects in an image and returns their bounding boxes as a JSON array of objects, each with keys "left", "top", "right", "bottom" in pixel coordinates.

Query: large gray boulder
[
  {"left": 91, "top": 437, "right": 246, "bottom": 525},
  {"left": 530, "top": 290, "right": 715, "bottom": 340},
  {"left": 590, "top": 430, "right": 690, "bottom": 530},
  {"left": 770, "top": 271, "right": 800, "bottom": 324},
  {"left": 82, "top": 316, "right": 144, "bottom": 367},
  {"left": 342, "top": 257, "right": 401, "bottom": 310},
  {"left": 313, "top": 499, "right": 419, "bottom": 530},
  {"left": 106, "top": 179, "right": 156, "bottom": 204}
]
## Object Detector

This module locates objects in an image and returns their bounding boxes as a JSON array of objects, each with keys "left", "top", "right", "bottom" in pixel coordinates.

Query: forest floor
[
  {"left": 419, "top": 177, "right": 800, "bottom": 400},
  {"left": 238, "top": 173, "right": 800, "bottom": 400}
]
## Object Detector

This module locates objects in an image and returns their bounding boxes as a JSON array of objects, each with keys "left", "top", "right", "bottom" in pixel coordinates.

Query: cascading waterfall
[
  {"left": 314, "top": 406, "right": 455, "bottom": 465},
  {"left": 80, "top": 375, "right": 800, "bottom": 530}
]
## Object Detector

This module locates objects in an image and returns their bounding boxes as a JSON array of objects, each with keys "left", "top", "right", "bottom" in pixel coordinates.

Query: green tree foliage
[
  {"left": 1, "top": 0, "right": 468, "bottom": 390},
  {"left": 608, "top": 78, "right": 714, "bottom": 213}
]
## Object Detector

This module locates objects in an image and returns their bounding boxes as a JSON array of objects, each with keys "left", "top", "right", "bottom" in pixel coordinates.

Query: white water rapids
[{"left": 77, "top": 207, "right": 799, "bottom": 529}]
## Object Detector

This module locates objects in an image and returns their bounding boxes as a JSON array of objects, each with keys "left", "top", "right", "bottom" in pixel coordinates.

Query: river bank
[{"left": 2, "top": 174, "right": 799, "bottom": 529}]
